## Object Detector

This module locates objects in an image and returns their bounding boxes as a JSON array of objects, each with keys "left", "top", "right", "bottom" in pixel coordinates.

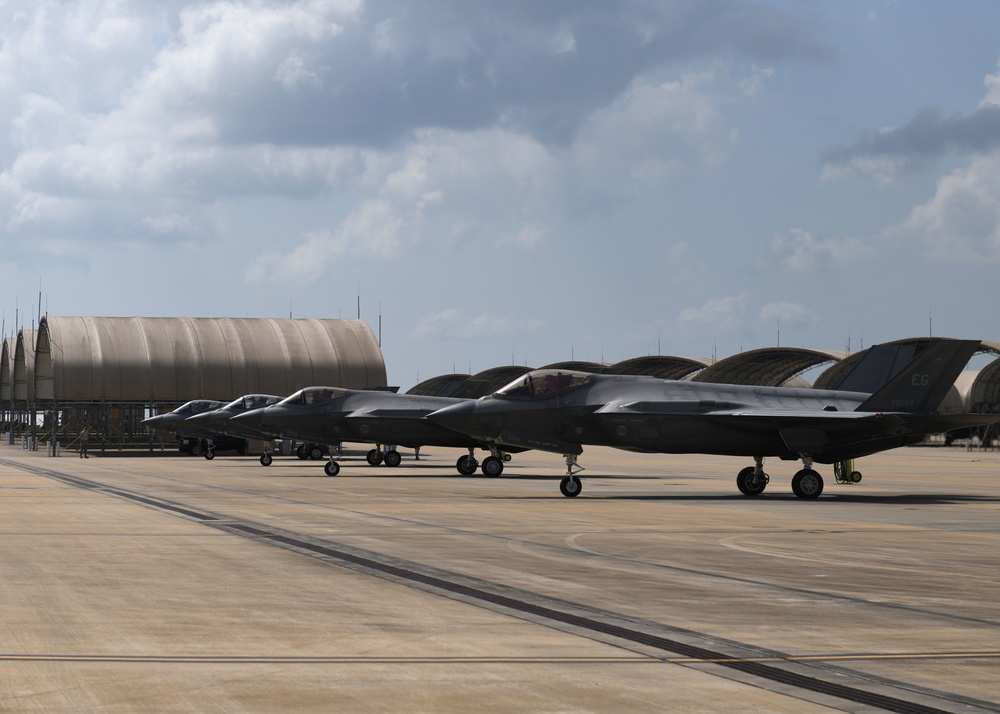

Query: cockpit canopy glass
[
  {"left": 222, "top": 394, "right": 283, "bottom": 411},
  {"left": 279, "top": 386, "right": 349, "bottom": 406},
  {"left": 242, "top": 394, "right": 282, "bottom": 410},
  {"left": 495, "top": 370, "right": 593, "bottom": 398},
  {"left": 173, "top": 400, "right": 219, "bottom": 416}
]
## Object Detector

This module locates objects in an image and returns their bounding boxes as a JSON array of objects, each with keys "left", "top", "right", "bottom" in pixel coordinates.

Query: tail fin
[
  {"left": 836, "top": 342, "right": 918, "bottom": 393},
  {"left": 856, "top": 339, "right": 980, "bottom": 413}
]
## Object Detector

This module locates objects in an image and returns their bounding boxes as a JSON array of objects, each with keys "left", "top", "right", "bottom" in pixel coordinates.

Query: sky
[{"left": 2, "top": 1, "right": 1000, "bottom": 390}]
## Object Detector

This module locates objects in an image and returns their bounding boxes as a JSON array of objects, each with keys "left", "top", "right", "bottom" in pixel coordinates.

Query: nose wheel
[
  {"left": 559, "top": 453, "right": 584, "bottom": 497},
  {"left": 560, "top": 475, "right": 582, "bottom": 497}
]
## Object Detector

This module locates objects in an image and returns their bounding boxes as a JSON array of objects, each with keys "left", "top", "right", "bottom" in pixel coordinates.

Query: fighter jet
[
  {"left": 427, "top": 338, "right": 998, "bottom": 499},
  {"left": 230, "top": 386, "right": 518, "bottom": 476},
  {"left": 183, "top": 394, "right": 284, "bottom": 460},
  {"left": 141, "top": 399, "right": 227, "bottom": 455}
]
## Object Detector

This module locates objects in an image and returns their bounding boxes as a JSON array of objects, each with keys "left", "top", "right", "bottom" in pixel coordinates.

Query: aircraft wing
[
  {"left": 598, "top": 401, "right": 898, "bottom": 421},
  {"left": 345, "top": 409, "right": 431, "bottom": 421},
  {"left": 599, "top": 401, "right": 1000, "bottom": 454}
]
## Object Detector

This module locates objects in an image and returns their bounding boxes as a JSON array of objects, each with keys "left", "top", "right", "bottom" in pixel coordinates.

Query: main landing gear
[
  {"left": 559, "top": 453, "right": 584, "bottom": 498},
  {"left": 736, "top": 456, "right": 824, "bottom": 499},
  {"left": 735, "top": 455, "right": 863, "bottom": 499},
  {"left": 456, "top": 447, "right": 511, "bottom": 477},
  {"left": 365, "top": 445, "right": 402, "bottom": 467}
]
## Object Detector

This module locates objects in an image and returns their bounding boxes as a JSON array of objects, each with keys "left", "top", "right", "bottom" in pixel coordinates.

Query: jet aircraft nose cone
[
  {"left": 141, "top": 414, "right": 164, "bottom": 428},
  {"left": 427, "top": 401, "right": 479, "bottom": 435},
  {"left": 230, "top": 409, "right": 265, "bottom": 428},
  {"left": 185, "top": 412, "right": 215, "bottom": 426}
]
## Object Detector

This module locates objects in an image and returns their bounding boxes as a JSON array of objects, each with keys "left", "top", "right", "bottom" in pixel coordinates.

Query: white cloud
[
  {"left": 679, "top": 294, "right": 750, "bottom": 331},
  {"left": 498, "top": 223, "right": 547, "bottom": 250},
  {"left": 759, "top": 302, "right": 819, "bottom": 329},
  {"left": 889, "top": 152, "right": 1000, "bottom": 263},
  {"left": 664, "top": 241, "right": 688, "bottom": 265},
  {"left": 819, "top": 153, "right": 905, "bottom": 185},
  {"left": 739, "top": 65, "right": 774, "bottom": 99},
  {"left": 142, "top": 212, "right": 198, "bottom": 236},
  {"left": 576, "top": 72, "right": 730, "bottom": 182},
  {"left": 410, "top": 308, "right": 543, "bottom": 340},
  {"left": 769, "top": 228, "right": 871, "bottom": 272},
  {"left": 981, "top": 59, "right": 1000, "bottom": 108}
]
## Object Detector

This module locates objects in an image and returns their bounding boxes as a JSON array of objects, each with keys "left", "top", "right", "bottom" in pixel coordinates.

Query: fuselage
[
  {"left": 426, "top": 372, "right": 920, "bottom": 462},
  {"left": 232, "top": 387, "right": 489, "bottom": 449}
]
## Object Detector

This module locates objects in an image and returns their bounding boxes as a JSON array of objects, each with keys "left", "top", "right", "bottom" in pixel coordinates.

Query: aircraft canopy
[
  {"left": 280, "top": 386, "right": 350, "bottom": 406},
  {"left": 496, "top": 370, "right": 593, "bottom": 398}
]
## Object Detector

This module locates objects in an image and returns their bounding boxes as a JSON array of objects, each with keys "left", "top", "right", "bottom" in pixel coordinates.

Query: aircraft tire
[
  {"left": 560, "top": 476, "right": 582, "bottom": 498},
  {"left": 851, "top": 471, "right": 863, "bottom": 483},
  {"left": 791, "top": 469, "right": 823, "bottom": 499},
  {"left": 736, "top": 466, "right": 766, "bottom": 496},
  {"left": 324, "top": 460, "right": 341, "bottom": 476},
  {"left": 456, "top": 456, "right": 478, "bottom": 476},
  {"left": 204, "top": 450, "right": 215, "bottom": 461},
  {"left": 384, "top": 450, "right": 402, "bottom": 467},
  {"left": 366, "top": 449, "right": 383, "bottom": 466},
  {"left": 481, "top": 456, "right": 503, "bottom": 477},
  {"left": 260, "top": 453, "right": 273, "bottom": 467}
]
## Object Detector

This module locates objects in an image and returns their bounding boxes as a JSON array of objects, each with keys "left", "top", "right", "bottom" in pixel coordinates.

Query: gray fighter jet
[
  {"left": 427, "top": 338, "right": 998, "bottom": 499},
  {"left": 230, "top": 386, "right": 518, "bottom": 476},
  {"left": 183, "top": 393, "right": 284, "bottom": 460},
  {"left": 141, "top": 399, "right": 227, "bottom": 455}
]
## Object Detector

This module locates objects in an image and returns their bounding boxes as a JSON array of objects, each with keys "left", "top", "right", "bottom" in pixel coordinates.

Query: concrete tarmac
[{"left": 1, "top": 442, "right": 998, "bottom": 713}]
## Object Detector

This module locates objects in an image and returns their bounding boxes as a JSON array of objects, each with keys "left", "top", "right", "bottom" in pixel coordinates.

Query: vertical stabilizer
[
  {"left": 857, "top": 339, "right": 980, "bottom": 413},
  {"left": 836, "top": 343, "right": 917, "bottom": 393}
]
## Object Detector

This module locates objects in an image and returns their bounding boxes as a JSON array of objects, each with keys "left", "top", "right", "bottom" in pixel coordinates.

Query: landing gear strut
[
  {"left": 559, "top": 453, "right": 584, "bottom": 498},
  {"left": 736, "top": 456, "right": 768, "bottom": 496}
]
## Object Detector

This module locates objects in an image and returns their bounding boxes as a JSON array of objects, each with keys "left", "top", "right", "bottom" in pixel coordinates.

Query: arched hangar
[{"left": 23, "top": 316, "right": 385, "bottom": 451}]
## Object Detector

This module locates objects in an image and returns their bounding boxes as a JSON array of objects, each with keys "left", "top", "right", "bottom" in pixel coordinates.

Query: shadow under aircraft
[
  {"left": 230, "top": 387, "right": 521, "bottom": 476},
  {"left": 427, "top": 338, "right": 1000, "bottom": 499}
]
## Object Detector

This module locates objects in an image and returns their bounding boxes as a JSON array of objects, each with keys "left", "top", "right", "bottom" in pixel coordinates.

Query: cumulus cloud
[
  {"left": 822, "top": 61, "right": 1000, "bottom": 183},
  {"left": 870, "top": 61, "right": 1000, "bottom": 263},
  {"left": 575, "top": 72, "right": 731, "bottom": 182},
  {"left": 410, "top": 308, "right": 543, "bottom": 339},
  {"left": 769, "top": 228, "right": 871, "bottom": 272},
  {"left": 678, "top": 294, "right": 749, "bottom": 331},
  {"left": 888, "top": 153, "right": 1000, "bottom": 263},
  {"left": 0, "top": 0, "right": 834, "bottom": 289},
  {"left": 821, "top": 105, "right": 1000, "bottom": 183},
  {"left": 759, "top": 301, "right": 818, "bottom": 329}
]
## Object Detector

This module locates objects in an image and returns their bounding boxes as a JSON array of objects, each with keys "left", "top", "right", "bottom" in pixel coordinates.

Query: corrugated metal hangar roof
[
  {"left": 692, "top": 347, "right": 846, "bottom": 386},
  {"left": 33, "top": 317, "right": 386, "bottom": 402}
]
